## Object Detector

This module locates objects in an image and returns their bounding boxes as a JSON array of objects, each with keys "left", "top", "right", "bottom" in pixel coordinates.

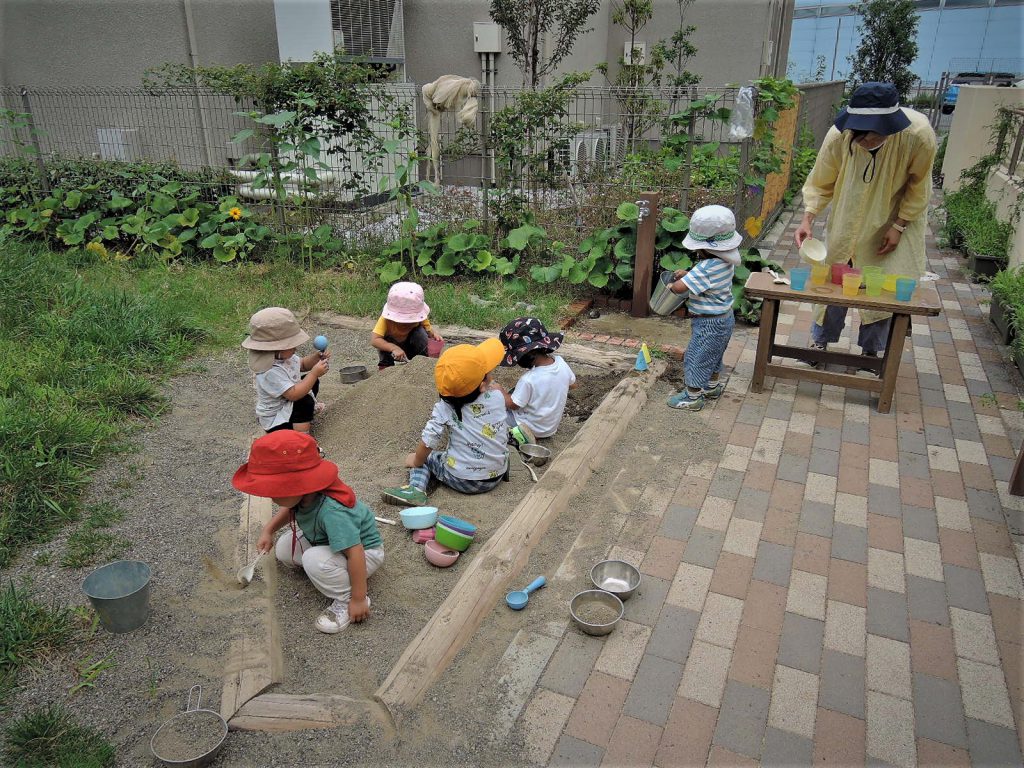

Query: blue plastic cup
[
  {"left": 789, "top": 267, "right": 810, "bottom": 291},
  {"left": 895, "top": 278, "right": 917, "bottom": 302}
]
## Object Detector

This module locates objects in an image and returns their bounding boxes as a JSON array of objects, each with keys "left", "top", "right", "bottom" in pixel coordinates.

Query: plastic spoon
[
  {"left": 518, "top": 452, "right": 538, "bottom": 482},
  {"left": 236, "top": 552, "right": 265, "bottom": 586},
  {"left": 505, "top": 576, "right": 546, "bottom": 610},
  {"left": 767, "top": 268, "right": 790, "bottom": 285}
]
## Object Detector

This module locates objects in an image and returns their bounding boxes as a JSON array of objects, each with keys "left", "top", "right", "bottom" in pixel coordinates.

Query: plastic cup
[
  {"left": 831, "top": 263, "right": 848, "bottom": 285},
  {"left": 865, "top": 271, "right": 885, "bottom": 297},
  {"left": 842, "top": 270, "right": 862, "bottom": 297},
  {"left": 860, "top": 265, "right": 883, "bottom": 287},
  {"left": 811, "top": 263, "right": 829, "bottom": 285},
  {"left": 882, "top": 273, "right": 904, "bottom": 292},
  {"left": 895, "top": 278, "right": 917, "bottom": 302},
  {"left": 789, "top": 267, "right": 810, "bottom": 291}
]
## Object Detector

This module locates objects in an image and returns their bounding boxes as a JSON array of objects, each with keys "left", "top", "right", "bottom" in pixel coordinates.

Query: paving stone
[
  {"left": 682, "top": 526, "right": 726, "bottom": 569},
  {"left": 814, "top": 709, "right": 866, "bottom": 765},
  {"left": 565, "top": 671, "right": 630, "bottom": 748},
  {"left": 709, "top": 468, "right": 745, "bottom": 501},
  {"left": 906, "top": 574, "right": 950, "bottom": 626},
  {"left": 901, "top": 505, "right": 939, "bottom": 543},
  {"left": 798, "top": 500, "right": 834, "bottom": 538},
  {"left": 646, "top": 604, "right": 699, "bottom": 664},
  {"left": 866, "top": 634, "right": 911, "bottom": 700},
  {"left": 550, "top": 734, "right": 604, "bottom": 766},
  {"left": 679, "top": 640, "right": 732, "bottom": 708},
  {"left": 913, "top": 673, "right": 967, "bottom": 748},
  {"left": 943, "top": 564, "right": 989, "bottom": 614},
  {"left": 843, "top": 421, "right": 870, "bottom": 445},
  {"left": 808, "top": 448, "right": 840, "bottom": 477},
  {"left": 915, "top": 738, "right": 970, "bottom": 767},
  {"left": 655, "top": 697, "right": 717, "bottom": 767},
  {"left": 832, "top": 522, "right": 868, "bottom": 564},
  {"left": 825, "top": 599, "right": 867, "bottom": 656},
  {"left": 866, "top": 587, "right": 909, "bottom": 642},
  {"left": 868, "top": 484, "right": 902, "bottom": 518},
  {"left": 868, "top": 548, "right": 906, "bottom": 593},
  {"left": 820, "top": 649, "right": 866, "bottom": 719},
  {"left": 729, "top": 623, "right": 779, "bottom": 689},
  {"left": 767, "top": 665, "right": 818, "bottom": 739},
  {"left": 695, "top": 593, "right": 744, "bottom": 650},
  {"left": 752, "top": 541, "right": 794, "bottom": 587},
  {"left": 722, "top": 518, "right": 762, "bottom": 559},
  {"left": 712, "top": 681, "right": 771, "bottom": 758},
  {"left": 777, "top": 612, "right": 824, "bottom": 674},
  {"left": 540, "top": 631, "right": 606, "bottom": 698},
  {"left": 734, "top": 488, "right": 770, "bottom": 522},
  {"left": 898, "top": 429, "right": 928, "bottom": 456},
  {"left": 979, "top": 552, "right": 1024, "bottom": 598},
  {"left": 898, "top": 450, "right": 930, "bottom": 479},
  {"left": 965, "top": 488, "right": 1004, "bottom": 523},
  {"left": 904, "top": 537, "right": 943, "bottom": 582},
  {"left": 908, "top": 620, "right": 957, "bottom": 681},
  {"left": 667, "top": 562, "right": 713, "bottom": 612},
  {"left": 965, "top": 718, "right": 1024, "bottom": 767},
  {"left": 520, "top": 689, "right": 576, "bottom": 764},
  {"left": 957, "top": 658, "right": 1015, "bottom": 727},
  {"left": 777, "top": 453, "right": 810, "bottom": 484},
  {"left": 949, "top": 607, "right": 1000, "bottom": 665},
  {"left": 698, "top": 496, "right": 734, "bottom": 532},
  {"left": 812, "top": 425, "right": 842, "bottom": 452},
  {"left": 786, "top": 570, "right": 827, "bottom": 620},
  {"left": 623, "top": 654, "right": 685, "bottom": 727},
  {"left": 866, "top": 690, "right": 917, "bottom": 768},
  {"left": 595, "top": 619, "right": 651, "bottom": 681},
  {"left": 660, "top": 504, "right": 699, "bottom": 541},
  {"left": 625, "top": 574, "right": 670, "bottom": 628},
  {"left": 761, "top": 726, "right": 813, "bottom": 767},
  {"left": 925, "top": 424, "right": 956, "bottom": 449}
]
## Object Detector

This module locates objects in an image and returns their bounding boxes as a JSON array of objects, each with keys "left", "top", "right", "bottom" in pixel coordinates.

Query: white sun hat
[{"left": 683, "top": 205, "right": 744, "bottom": 255}]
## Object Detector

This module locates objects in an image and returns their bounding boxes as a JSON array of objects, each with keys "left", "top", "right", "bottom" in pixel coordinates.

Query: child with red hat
[{"left": 233, "top": 431, "right": 384, "bottom": 634}]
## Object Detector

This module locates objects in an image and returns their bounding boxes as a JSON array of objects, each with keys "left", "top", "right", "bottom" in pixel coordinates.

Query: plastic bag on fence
[{"left": 728, "top": 86, "right": 756, "bottom": 140}]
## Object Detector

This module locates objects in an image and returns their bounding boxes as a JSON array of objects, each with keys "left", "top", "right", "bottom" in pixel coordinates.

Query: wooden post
[{"left": 630, "top": 191, "right": 660, "bottom": 318}]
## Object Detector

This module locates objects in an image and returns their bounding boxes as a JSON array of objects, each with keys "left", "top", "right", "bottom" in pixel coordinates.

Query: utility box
[
  {"left": 473, "top": 22, "right": 501, "bottom": 53},
  {"left": 623, "top": 41, "right": 646, "bottom": 65}
]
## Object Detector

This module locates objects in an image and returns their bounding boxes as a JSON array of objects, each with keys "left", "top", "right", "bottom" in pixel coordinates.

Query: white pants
[{"left": 275, "top": 529, "right": 384, "bottom": 606}]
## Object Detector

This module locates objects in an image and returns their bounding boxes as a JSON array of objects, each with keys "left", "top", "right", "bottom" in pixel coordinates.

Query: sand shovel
[{"left": 236, "top": 552, "right": 265, "bottom": 587}]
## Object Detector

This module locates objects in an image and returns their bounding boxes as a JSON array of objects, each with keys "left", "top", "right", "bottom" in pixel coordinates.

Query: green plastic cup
[{"left": 865, "top": 271, "right": 885, "bottom": 297}]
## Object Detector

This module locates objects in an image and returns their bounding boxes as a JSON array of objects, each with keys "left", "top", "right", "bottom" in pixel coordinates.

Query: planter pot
[
  {"left": 990, "top": 295, "right": 1016, "bottom": 346},
  {"left": 967, "top": 251, "right": 1005, "bottom": 280}
]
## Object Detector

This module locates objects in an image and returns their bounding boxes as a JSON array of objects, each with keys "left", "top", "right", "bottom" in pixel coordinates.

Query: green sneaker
[
  {"left": 381, "top": 485, "right": 429, "bottom": 507},
  {"left": 702, "top": 382, "right": 726, "bottom": 400}
]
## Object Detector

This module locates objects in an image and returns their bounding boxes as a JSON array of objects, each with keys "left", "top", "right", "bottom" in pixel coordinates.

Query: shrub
[
  {"left": 2, "top": 704, "right": 114, "bottom": 768},
  {"left": 992, "top": 266, "right": 1024, "bottom": 336},
  {"left": 0, "top": 582, "right": 78, "bottom": 692}
]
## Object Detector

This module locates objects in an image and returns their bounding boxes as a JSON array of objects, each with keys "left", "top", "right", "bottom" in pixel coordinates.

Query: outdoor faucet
[{"left": 635, "top": 199, "right": 651, "bottom": 222}]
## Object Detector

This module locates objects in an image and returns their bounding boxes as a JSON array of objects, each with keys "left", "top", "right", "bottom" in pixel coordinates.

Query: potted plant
[
  {"left": 964, "top": 204, "right": 1012, "bottom": 279},
  {"left": 990, "top": 267, "right": 1024, "bottom": 346}
]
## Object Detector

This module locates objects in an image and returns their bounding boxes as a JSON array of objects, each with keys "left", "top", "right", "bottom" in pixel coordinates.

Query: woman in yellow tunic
[{"left": 795, "top": 82, "right": 937, "bottom": 369}]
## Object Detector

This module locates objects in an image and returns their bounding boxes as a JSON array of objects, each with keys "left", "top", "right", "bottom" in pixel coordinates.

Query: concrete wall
[
  {"left": 941, "top": 85, "right": 1024, "bottom": 193},
  {"left": 987, "top": 168, "right": 1024, "bottom": 270},
  {"left": 0, "top": 0, "right": 279, "bottom": 88}
]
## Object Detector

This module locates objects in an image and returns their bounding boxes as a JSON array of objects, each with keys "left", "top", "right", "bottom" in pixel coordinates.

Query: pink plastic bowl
[
  {"left": 412, "top": 528, "right": 435, "bottom": 544},
  {"left": 424, "top": 539, "right": 460, "bottom": 567}
]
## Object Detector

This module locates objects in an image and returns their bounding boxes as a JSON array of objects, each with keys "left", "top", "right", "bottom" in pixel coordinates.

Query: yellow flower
[
  {"left": 228, "top": 207, "right": 243, "bottom": 220},
  {"left": 85, "top": 241, "right": 108, "bottom": 258},
  {"left": 744, "top": 215, "right": 763, "bottom": 238}
]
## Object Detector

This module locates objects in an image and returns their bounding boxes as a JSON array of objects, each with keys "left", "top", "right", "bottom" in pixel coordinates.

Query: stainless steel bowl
[
  {"left": 590, "top": 559, "right": 642, "bottom": 601},
  {"left": 151, "top": 687, "right": 227, "bottom": 768},
  {"left": 569, "top": 589, "right": 624, "bottom": 636},
  {"left": 519, "top": 443, "right": 552, "bottom": 467},
  {"left": 340, "top": 365, "right": 368, "bottom": 383}
]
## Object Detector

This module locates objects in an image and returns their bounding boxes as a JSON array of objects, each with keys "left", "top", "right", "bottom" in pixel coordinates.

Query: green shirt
[{"left": 293, "top": 495, "right": 383, "bottom": 553}]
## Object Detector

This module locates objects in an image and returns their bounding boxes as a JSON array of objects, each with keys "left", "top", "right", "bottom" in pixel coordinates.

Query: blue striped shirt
[{"left": 682, "top": 257, "right": 735, "bottom": 314}]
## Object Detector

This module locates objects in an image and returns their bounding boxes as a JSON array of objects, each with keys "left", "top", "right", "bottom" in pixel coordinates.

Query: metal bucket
[
  {"left": 81, "top": 560, "right": 151, "bottom": 633},
  {"left": 649, "top": 271, "right": 687, "bottom": 316}
]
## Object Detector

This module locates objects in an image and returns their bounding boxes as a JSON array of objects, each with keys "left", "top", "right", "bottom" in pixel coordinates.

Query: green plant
[
  {"left": 992, "top": 267, "right": 1024, "bottom": 340},
  {"left": 0, "top": 581, "right": 78, "bottom": 691},
  {"left": 847, "top": 0, "right": 921, "bottom": 101},
  {"left": 377, "top": 217, "right": 519, "bottom": 283},
  {"left": 786, "top": 125, "right": 818, "bottom": 205},
  {"left": 62, "top": 503, "right": 129, "bottom": 569},
  {"left": 732, "top": 248, "right": 784, "bottom": 324},
  {"left": 746, "top": 76, "right": 800, "bottom": 189},
  {"left": 978, "top": 392, "right": 998, "bottom": 408},
  {"left": 69, "top": 654, "right": 117, "bottom": 696},
  {"left": 2, "top": 704, "right": 114, "bottom": 768}
]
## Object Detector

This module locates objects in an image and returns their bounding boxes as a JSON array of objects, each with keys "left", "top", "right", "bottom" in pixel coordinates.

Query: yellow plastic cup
[
  {"left": 842, "top": 271, "right": 862, "bottom": 297},
  {"left": 882, "top": 273, "right": 907, "bottom": 293},
  {"left": 811, "top": 263, "right": 830, "bottom": 286},
  {"left": 865, "top": 271, "right": 885, "bottom": 297}
]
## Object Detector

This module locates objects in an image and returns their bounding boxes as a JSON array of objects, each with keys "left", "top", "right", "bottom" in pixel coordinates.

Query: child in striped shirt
[{"left": 666, "top": 205, "right": 742, "bottom": 411}]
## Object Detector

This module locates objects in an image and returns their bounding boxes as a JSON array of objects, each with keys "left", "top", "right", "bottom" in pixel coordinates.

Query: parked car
[{"left": 942, "top": 71, "right": 1018, "bottom": 114}]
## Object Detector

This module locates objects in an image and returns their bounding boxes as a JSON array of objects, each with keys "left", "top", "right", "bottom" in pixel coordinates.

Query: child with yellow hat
[{"left": 382, "top": 339, "right": 509, "bottom": 507}]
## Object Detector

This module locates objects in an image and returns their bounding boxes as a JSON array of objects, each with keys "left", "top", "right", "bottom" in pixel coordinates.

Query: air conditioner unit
[
  {"left": 330, "top": 0, "right": 406, "bottom": 67},
  {"left": 558, "top": 127, "right": 623, "bottom": 178}
]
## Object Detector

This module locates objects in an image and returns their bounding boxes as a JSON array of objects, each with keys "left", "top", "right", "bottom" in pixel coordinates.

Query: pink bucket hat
[{"left": 381, "top": 281, "right": 430, "bottom": 324}]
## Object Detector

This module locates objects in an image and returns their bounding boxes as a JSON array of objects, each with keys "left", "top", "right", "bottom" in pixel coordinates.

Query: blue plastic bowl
[
  {"left": 438, "top": 515, "right": 477, "bottom": 535},
  {"left": 399, "top": 506, "right": 438, "bottom": 530}
]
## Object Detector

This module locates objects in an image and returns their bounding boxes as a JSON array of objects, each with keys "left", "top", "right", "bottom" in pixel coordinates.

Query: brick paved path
[{"left": 515, "top": 219, "right": 1024, "bottom": 767}]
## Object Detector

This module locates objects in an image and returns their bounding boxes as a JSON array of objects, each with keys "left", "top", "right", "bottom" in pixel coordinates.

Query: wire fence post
[
  {"left": 735, "top": 137, "right": 750, "bottom": 213},
  {"left": 19, "top": 86, "right": 50, "bottom": 196}
]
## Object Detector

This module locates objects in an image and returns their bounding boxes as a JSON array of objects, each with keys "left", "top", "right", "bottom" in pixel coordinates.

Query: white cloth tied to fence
[{"left": 421, "top": 75, "right": 480, "bottom": 184}]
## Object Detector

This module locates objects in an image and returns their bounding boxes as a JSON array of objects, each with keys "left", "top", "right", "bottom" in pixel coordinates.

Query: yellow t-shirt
[{"left": 372, "top": 316, "right": 432, "bottom": 340}]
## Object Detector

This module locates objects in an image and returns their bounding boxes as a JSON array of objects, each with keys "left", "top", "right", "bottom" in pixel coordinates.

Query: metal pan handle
[{"left": 186, "top": 684, "right": 202, "bottom": 712}]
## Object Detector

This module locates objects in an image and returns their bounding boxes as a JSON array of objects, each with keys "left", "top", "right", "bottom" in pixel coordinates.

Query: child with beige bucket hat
[{"left": 242, "top": 307, "right": 332, "bottom": 433}]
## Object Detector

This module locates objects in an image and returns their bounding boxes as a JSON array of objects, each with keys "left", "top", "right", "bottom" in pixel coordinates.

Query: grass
[
  {"left": 0, "top": 581, "right": 78, "bottom": 694},
  {"left": 61, "top": 504, "right": 128, "bottom": 569},
  {"left": 2, "top": 704, "right": 114, "bottom": 768}
]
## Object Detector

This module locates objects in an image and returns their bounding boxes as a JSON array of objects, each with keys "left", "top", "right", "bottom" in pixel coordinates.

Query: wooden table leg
[
  {"left": 751, "top": 298, "right": 778, "bottom": 393},
  {"left": 1010, "top": 444, "right": 1024, "bottom": 496},
  {"left": 877, "top": 313, "right": 910, "bottom": 414}
]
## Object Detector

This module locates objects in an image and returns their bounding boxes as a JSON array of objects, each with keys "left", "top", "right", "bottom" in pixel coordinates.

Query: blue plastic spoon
[{"left": 506, "top": 576, "right": 546, "bottom": 610}]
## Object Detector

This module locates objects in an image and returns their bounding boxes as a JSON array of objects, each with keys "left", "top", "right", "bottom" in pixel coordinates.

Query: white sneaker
[{"left": 314, "top": 597, "right": 369, "bottom": 634}]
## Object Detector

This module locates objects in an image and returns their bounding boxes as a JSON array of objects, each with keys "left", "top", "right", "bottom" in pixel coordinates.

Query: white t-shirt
[
  {"left": 421, "top": 389, "right": 509, "bottom": 480},
  {"left": 510, "top": 356, "right": 576, "bottom": 438},
  {"left": 254, "top": 355, "right": 301, "bottom": 430}
]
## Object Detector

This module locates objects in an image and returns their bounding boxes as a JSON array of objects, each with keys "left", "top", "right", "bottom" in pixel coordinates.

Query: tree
[
  {"left": 847, "top": 0, "right": 920, "bottom": 101},
  {"left": 489, "top": 0, "right": 601, "bottom": 89}
]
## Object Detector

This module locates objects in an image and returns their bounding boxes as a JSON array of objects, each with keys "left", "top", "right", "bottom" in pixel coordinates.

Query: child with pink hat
[{"left": 370, "top": 281, "right": 444, "bottom": 370}]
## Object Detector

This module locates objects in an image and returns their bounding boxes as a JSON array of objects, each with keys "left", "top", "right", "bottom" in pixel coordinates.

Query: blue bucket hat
[{"left": 833, "top": 82, "right": 912, "bottom": 137}]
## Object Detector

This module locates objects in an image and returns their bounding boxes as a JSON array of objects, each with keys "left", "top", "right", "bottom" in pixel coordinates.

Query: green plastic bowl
[{"left": 434, "top": 524, "right": 472, "bottom": 552}]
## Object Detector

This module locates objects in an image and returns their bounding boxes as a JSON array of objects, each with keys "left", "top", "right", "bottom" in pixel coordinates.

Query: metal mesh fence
[{"left": 0, "top": 82, "right": 837, "bottom": 253}]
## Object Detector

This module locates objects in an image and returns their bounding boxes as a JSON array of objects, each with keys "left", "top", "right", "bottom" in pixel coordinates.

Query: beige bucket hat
[{"left": 242, "top": 308, "right": 310, "bottom": 373}]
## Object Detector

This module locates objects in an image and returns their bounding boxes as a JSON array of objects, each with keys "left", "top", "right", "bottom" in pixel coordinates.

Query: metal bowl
[
  {"left": 340, "top": 365, "right": 368, "bottom": 384},
  {"left": 569, "top": 589, "right": 624, "bottom": 636},
  {"left": 519, "top": 443, "right": 552, "bottom": 467},
  {"left": 151, "top": 688, "right": 227, "bottom": 768},
  {"left": 590, "top": 559, "right": 642, "bottom": 601}
]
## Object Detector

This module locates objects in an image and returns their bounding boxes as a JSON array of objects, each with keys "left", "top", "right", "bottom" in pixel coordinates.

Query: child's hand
[
  {"left": 311, "top": 358, "right": 330, "bottom": 377},
  {"left": 673, "top": 269, "right": 689, "bottom": 280},
  {"left": 429, "top": 330, "right": 443, "bottom": 342},
  {"left": 392, "top": 346, "right": 408, "bottom": 362},
  {"left": 404, "top": 452, "right": 420, "bottom": 468},
  {"left": 319, "top": 348, "right": 332, "bottom": 363},
  {"left": 256, "top": 530, "right": 274, "bottom": 554},
  {"left": 348, "top": 597, "right": 370, "bottom": 623}
]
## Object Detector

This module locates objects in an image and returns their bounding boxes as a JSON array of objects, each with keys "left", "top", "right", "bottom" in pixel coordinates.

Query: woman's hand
[
  {"left": 348, "top": 597, "right": 370, "bottom": 623},
  {"left": 256, "top": 529, "right": 274, "bottom": 555},
  {"left": 794, "top": 213, "right": 815, "bottom": 247},
  {"left": 877, "top": 226, "right": 902, "bottom": 256}
]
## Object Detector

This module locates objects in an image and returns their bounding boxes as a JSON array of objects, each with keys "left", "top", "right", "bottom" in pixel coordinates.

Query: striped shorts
[
  {"left": 409, "top": 451, "right": 505, "bottom": 495},
  {"left": 684, "top": 312, "right": 735, "bottom": 390}
]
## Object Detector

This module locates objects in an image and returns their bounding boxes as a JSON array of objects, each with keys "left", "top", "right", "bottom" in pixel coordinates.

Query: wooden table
[{"left": 744, "top": 272, "right": 942, "bottom": 414}]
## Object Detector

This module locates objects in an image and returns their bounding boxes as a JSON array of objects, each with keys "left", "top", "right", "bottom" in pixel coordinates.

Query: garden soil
[{"left": 6, "top": 327, "right": 720, "bottom": 767}]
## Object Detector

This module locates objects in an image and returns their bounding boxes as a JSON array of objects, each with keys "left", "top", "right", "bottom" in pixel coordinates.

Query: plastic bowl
[
  {"left": 411, "top": 528, "right": 435, "bottom": 544},
  {"left": 438, "top": 515, "right": 477, "bottom": 535},
  {"left": 569, "top": 590, "right": 624, "bottom": 636},
  {"left": 436, "top": 521, "right": 475, "bottom": 540},
  {"left": 590, "top": 560, "right": 642, "bottom": 601},
  {"left": 434, "top": 524, "right": 473, "bottom": 552},
  {"left": 399, "top": 506, "right": 438, "bottom": 530},
  {"left": 799, "top": 237, "right": 827, "bottom": 264},
  {"left": 424, "top": 540, "right": 460, "bottom": 567}
]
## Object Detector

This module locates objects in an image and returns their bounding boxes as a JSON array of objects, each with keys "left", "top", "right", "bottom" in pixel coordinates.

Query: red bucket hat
[{"left": 233, "top": 432, "right": 349, "bottom": 501}]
